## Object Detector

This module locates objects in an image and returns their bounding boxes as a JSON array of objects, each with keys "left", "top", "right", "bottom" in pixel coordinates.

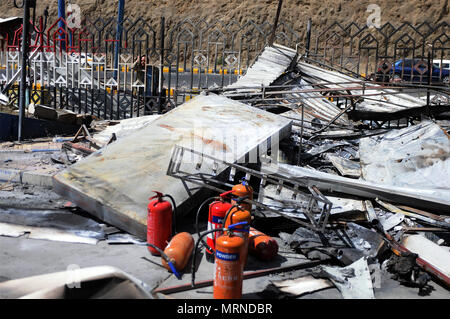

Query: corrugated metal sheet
[
  {"left": 53, "top": 94, "right": 292, "bottom": 239},
  {"left": 280, "top": 78, "right": 350, "bottom": 131},
  {"left": 226, "top": 44, "right": 297, "bottom": 90},
  {"left": 298, "top": 61, "right": 426, "bottom": 113}
]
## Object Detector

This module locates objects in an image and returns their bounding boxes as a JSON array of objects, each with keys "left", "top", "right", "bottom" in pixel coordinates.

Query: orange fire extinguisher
[
  {"left": 146, "top": 232, "right": 194, "bottom": 279},
  {"left": 147, "top": 191, "right": 177, "bottom": 256},
  {"left": 223, "top": 203, "right": 252, "bottom": 268},
  {"left": 213, "top": 231, "right": 246, "bottom": 299},
  {"left": 248, "top": 227, "right": 279, "bottom": 261},
  {"left": 231, "top": 178, "right": 253, "bottom": 212},
  {"left": 191, "top": 221, "right": 250, "bottom": 298}
]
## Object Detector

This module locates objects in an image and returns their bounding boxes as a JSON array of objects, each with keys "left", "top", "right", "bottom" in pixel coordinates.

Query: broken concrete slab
[
  {"left": 53, "top": 94, "right": 292, "bottom": 239},
  {"left": 33, "top": 104, "right": 58, "bottom": 121}
]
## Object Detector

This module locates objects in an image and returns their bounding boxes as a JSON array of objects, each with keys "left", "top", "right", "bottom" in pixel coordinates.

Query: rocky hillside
[{"left": 1, "top": 0, "right": 448, "bottom": 38}]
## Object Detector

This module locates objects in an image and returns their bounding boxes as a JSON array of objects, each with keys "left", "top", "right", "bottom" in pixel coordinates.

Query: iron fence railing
[{"left": 0, "top": 17, "right": 448, "bottom": 120}]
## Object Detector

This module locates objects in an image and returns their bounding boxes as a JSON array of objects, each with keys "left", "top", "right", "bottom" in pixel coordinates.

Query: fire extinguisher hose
[
  {"left": 221, "top": 196, "right": 249, "bottom": 228},
  {"left": 146, "top": 243, "right": 182, "bottom": 280},
  {"left": 190, "top": 222, "right": 250, "bottom": 288},
  {"left": 195, "top": 196, "right": 217, "bottom": 254},
  {"left": 162, "top": 194, "right": 177, "bottom": 236}
]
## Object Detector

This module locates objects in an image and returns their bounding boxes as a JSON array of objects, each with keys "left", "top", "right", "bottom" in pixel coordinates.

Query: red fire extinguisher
[
  {"left": 147, "top": 191, "right": 177, "bottom": 256},
  {"left": 191, "top": 221, "right": 249, "bottom": 299},
  {"left": 195, "top": 191, "right": 233, "bottom": 263}
]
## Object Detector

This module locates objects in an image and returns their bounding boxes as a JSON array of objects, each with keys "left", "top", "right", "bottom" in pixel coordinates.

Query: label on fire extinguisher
[
  {"left": 216, "top": 250, "right": 239, "bottom": 261},
  {"left": 207, "top": 218, "right": 224, "bottom": 240},
  {"left": 211, "top": 215, "right": 224, "bottom": 224}
]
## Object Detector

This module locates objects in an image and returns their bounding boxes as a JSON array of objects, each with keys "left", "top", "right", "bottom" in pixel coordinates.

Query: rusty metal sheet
[{"left": 53, "top": 94, "right": 292, "bottom": 239}]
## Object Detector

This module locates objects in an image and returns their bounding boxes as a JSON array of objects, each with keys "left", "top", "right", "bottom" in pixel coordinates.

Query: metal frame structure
[{"left": 167, "top": 145, "right": 333, "bottom": 233}]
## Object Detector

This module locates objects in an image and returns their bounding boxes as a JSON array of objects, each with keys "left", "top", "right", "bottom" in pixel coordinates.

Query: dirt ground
[{"left": 0, "top": 0, "right": 448, "bottom": 39}]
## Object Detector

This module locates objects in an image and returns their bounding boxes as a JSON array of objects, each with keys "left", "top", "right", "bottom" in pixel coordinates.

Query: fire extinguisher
[
  {"left": 147, "top": 191, "right": 177, "bottom": 256},
  {"left": 191, "top": 221, "right": 250, "bottom": 299},
  {"left": 248, "top": 227, "right": 279, "bottom": 261},
  {"left": 146, "top": 232, "right": 194, "bottom": 279},
  {"left": 223, "top": 204, "right": 252, "bottom": 268},
  {"left": 195, "top": 191, "right": 234, "bottom": 263},
  {"left": 231, "top": 178, "right": 253, "bottom": 212}
]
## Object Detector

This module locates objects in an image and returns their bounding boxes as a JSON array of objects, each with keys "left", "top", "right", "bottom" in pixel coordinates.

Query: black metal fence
[
  {"left": 1, "top": 17, "right": 448, "bottom": 120},
  {"left": 307, "top": 21, "right": 449, "bottom": 83}
]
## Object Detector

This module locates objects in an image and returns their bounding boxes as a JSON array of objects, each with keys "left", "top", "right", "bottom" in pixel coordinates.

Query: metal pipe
[
  {"left": 114, "top": 0, "right": 125, "bottom": 80},
  {"left": 268, "top": 0, "right": 283, "bottom": 46},
  {"left": 152, "top": 259, "right": 322, "bottom": 295},
  {"left": 18, "top": 0, "right": 31, "bottom": 142},
  {"left": 158, "top": 16, "right": 165, "bottom": 113},
  {"left": 58, "top": 0, "right": 66, "bottom": 51},
  {"left": 305, "top": 18, "right": 311, "bottom": 57}
]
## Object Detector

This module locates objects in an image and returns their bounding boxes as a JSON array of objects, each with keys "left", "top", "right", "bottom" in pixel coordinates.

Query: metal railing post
[
  {"left": 159, "top": 16, "right": 165, "bottom": 114},
  {"left": 18, "top": 0, "right": 31, "bottom": 142}
]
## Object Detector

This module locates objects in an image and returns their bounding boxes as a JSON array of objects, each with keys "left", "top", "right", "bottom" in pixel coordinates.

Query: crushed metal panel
[
  {"left": 279, "top": 78, "right": 350, "bottom": 130},
  {"left": 261, "top": 162, "right": 450, "bottom": 213},
  {"left": 0, "top": 207, "right": 105, "bottom": 244},
  {"left": 226, "top": 44, "right": 297, "bottom": 90},
  {"left": 259, "top": 184, "right": 364, "bottom": 218},
  {"left": 298, "top": 61, "right": 425, "bottom": 113},
  {"left": 92, "top": 115, "right": 162, "bottom": 144},
  {"left": 326, "top": 154, "right": 361, "bottom": 177},
  {"left": 53, "top": 94, "right": 292, "bottom": 239},
  {"left": 272, "top": 275, "right": 333, "bottom": 296},
  {"left": 360, "top": 121, "right": 450, "bottom": 195},
  {"left": 320, "top": 257, "right": 375, "bottom": 299}
]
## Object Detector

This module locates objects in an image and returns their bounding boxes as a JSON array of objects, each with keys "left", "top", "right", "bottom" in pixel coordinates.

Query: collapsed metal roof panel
[
  {"left": 359, "top": 121, "right": 450, "bottom": 193},
  {"left": 261, "top": 162, "right": 450, "bottom": 213},
  {"left": 53, "top": 94, "right": 292, "bottom": 239},
  {"left": 297, "top": 61, "right": 426, "bottom": 112},
  {"left": 226, "top": 44, "right": 297, "bottom": 90},
  {"left": 280, "top": 78, "right": 350, "bottom": 130}
]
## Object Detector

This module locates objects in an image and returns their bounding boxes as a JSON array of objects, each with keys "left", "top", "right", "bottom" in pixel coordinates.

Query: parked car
[
  {"left": 374, "top": 58, "right": 449, "bottom": 85},
  {"left": 391, "top": 59, "right": 449, "bottom": 84},
  {"left": 433, "top": 59, "right": 450, "bottom": 71}
]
